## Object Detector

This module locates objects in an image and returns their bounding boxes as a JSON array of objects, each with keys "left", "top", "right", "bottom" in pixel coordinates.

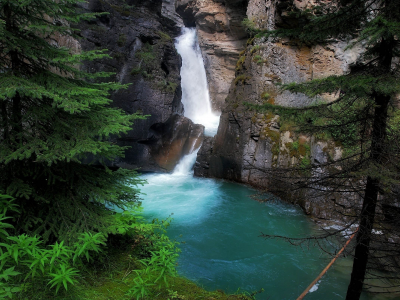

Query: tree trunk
[
  {"left": 346, "top": 31, "right": 393, "bottom": 297},
  {"left": 1, "top": 100, "right": 9, "bottom": 142},
  {"left": 345, "top": 94, "right": 389, "bottom": 299},
  {"left": 11, "top": 92, "right": 22, "bottom": 145}
]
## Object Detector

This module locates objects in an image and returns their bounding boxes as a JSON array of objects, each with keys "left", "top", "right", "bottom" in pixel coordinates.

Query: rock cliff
[
  {"left": 78, "top": 0, "right": 203, "bottom": 172},
  {"left": 193, "top": 0, "right": 364, "bottom": 219}
]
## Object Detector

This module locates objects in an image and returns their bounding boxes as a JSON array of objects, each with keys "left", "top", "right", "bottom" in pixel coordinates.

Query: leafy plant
[
  {"left": 47, "top": 264, "right": 79, "bottom": 294},
  {"left": 125, "top": 217, "right": 180, "bottom": 299},
  {"left": 127, "top": 270, "right": 155, "bottom": 300},
  {"left": 0, "top": 195, "right": 111, "bottom": 298}
]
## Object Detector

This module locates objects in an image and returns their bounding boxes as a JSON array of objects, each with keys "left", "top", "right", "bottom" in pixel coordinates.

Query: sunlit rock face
[{"left": 176, "top": 0, "right": 248, "bottom": 112}]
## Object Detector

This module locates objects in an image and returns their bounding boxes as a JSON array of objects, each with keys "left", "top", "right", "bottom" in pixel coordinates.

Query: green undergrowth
[
  {"left": 1, "top": 194, "right": 255, "bottom": 300},
  {"left": 15, "top": 240, "right": 255, "bottom": 300},
  {"left": 58, "top": 252, "right": 255, "bottom": 300}
]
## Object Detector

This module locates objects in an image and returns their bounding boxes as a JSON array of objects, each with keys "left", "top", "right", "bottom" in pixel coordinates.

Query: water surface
[{"left": 140, "top": 167, "right": 367, "bottom": 300}]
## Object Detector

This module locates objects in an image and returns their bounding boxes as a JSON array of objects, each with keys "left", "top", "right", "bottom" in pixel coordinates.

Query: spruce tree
[
  {"left": 0, "top": 0, "right": 145, "bottom": 242},
  {"left": 250, "top": 0, "right": 400, "bottom": 298}
]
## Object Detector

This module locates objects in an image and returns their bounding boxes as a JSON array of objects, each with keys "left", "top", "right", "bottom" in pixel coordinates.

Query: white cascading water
[
  {"left": 139, "top": 27, "right": 222, "bottom": 223},
  {"left": 164, "top": 27, "right": 219, "bottom": 175},
  {"left": 175, "top": 27, "right": 220, "bottom": 138},
  {"left": 172, "top": 150, "right": 199, "bottom": 176}
]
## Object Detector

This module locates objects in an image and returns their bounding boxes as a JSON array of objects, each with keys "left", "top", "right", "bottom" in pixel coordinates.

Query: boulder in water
[{"left": 144, "top": 114, "right": 204, "bottom": 172}]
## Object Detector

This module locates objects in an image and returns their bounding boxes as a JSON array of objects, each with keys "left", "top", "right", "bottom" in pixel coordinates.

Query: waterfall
[
  {"left": 175, "top": 27, "right": 220, "bottom": 138},
  {"left": 170, "top": 27, "right": 220, "bottom": 175}
]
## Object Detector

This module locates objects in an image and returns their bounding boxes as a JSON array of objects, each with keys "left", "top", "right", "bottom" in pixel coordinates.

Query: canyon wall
[
  {"left": 78, "top": 0, "right": 203, "bottom": 172},
  {"left": 190, "top": 0, "right": 364, "bottom": 219}
]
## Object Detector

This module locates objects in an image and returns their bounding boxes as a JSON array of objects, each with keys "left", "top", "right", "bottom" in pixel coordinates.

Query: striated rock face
[
  {"left": 176, "top": 0, "right": 248, "bottom": 111},
  {"left": 194, "top": 0, "right": 364, "bottom": 219},
  {"left": 77, "top": 0, "right": 203, "bottom": 172}
]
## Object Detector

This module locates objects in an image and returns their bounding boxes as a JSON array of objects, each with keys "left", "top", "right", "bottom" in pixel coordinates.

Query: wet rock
[
  {"left": 194, "top": 136, "right": 214, "bottom": 177},
  {"left": 144, "top": 114, "right": 204, "bottom": 171}
]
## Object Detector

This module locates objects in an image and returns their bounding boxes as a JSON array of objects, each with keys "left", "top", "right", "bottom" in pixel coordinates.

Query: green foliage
[
  {"left": 128, "top": 270, "right": 155, "bottom": 300},
  {"left": 135, "top": 43, "right": 156, "bottom": 67},
  {"left": 131, "top": 67, "right": 142, "bottom": 75},
  {"left": 0, "top": 196, "right": 109, "bottom": 298},
  {"left": 167, "top": 289, "right": 186, "bottom": 300},
  {"left": 234, "top": 287, "right": 265, "bottom": 300},
  {"left": 111, "top": 3, "right": 135, "bottom": 17},
  {"left": 300, "top": 157, "right": 311, "bottom": 169},
  {"left": 157, "top": 31, "right": 172, "bottom": 43},
  {"left": 245, "top": 94, "right": 366, "bottom": 148},
  {"left": 250, "top": 45, "right": 260, "bottom": 54},
  {"left": 261, "top": 92, "right": 270, "bottom": 100},
  {"left": 132, "top": 43, "right": 162, "bottom": 79},
  {"left": 126, "top": 216, "right": 180, "bottom": 299},
  {"left": 0, "top": 194, "right": 191, "bottom": 299},
  {"left": 253, "top": 55, "right": 263, "bottom": 64},
  {"left": 0, "top": 0, "right": 147, "bottom": 242},
  {"left": 242, "top": 18, "right": 259, "bottom": 35},
  {"left": 136, "top": 44, "right": 156, "bottom": 63}
]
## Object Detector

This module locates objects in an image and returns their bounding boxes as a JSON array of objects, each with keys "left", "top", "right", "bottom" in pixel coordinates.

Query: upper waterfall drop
[{"left": 175, "top": 28, "right": 220, "bottom": 137}]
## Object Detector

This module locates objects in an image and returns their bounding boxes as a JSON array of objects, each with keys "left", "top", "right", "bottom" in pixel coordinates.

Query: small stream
[{"left": 138, "top": 28, "right": 373, "bottom": 299}]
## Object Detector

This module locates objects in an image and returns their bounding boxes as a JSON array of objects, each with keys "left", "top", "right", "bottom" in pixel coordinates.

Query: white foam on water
[
  {"left": 175, "top": 27, "right": 220, "bottom": 137},
  {"left": 323, "top": 223, "right": 359, "bottom": 237},
  {"left": 140, "top": 149, "right": 223, "bottom": 224},
  {"left": 140, "top": 173, "right": 223, "bottom": 225},
  {"left": 309, "top": 281, "right": 320, "bottom": 293}
]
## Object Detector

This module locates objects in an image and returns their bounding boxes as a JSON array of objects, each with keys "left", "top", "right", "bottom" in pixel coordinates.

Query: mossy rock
[
  {"left": 236, "top": 55, "right": 246, "bottom": 71},
  {"left": 234, "top": 74, "right": 251, "bottom": 85},
  {"left": 157, "top": 30, "right": 172, "bottom": 43},
  {"left": 156, "top": 80, "right": 178, "bottom": 94},
  {"left": 250, "top": 45, "right": 260, "bottom": 54},
  {"left": 111, "top": 3, "right": 135, "bottom": 16}
]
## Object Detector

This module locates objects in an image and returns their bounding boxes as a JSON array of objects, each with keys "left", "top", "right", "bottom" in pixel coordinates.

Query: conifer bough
[{"left": 0, "top": 0, "right": 146, "bottom": 242}]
